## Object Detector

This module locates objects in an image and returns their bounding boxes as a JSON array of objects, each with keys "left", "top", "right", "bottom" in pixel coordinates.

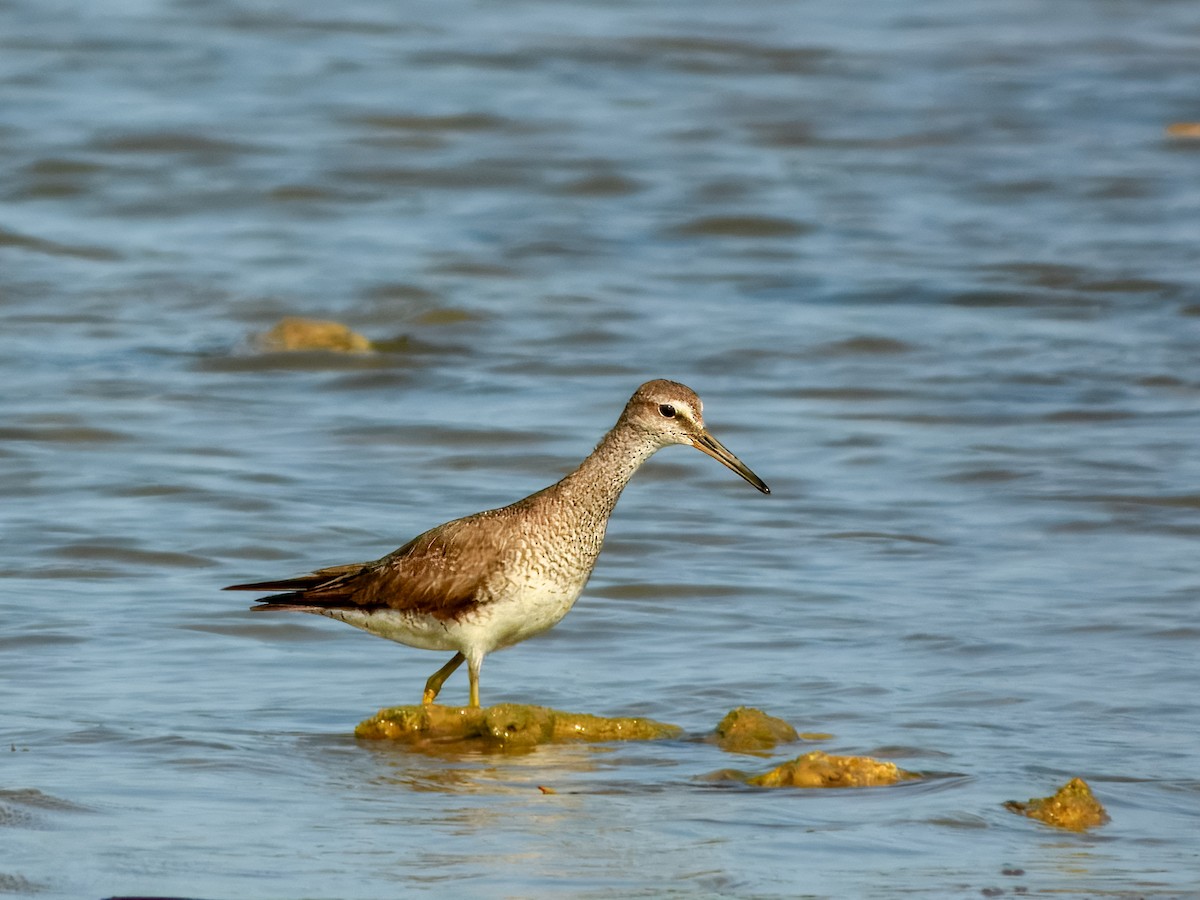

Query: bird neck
[{"left": 550, "top": 421, "right": 661, "bottom": 522}]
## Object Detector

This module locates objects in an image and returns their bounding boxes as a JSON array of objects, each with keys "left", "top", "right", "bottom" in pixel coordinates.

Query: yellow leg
[
  {"left": 467, "top": 655, "right": 482, "bottom": 708},
  {"left": 422, "top": 652, "right": 465, "bottom": 705}
]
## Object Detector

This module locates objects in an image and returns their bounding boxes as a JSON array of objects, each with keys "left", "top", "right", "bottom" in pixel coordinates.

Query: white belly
[{"left": 314, "top": 578, "right": 584, "bottom": 657}]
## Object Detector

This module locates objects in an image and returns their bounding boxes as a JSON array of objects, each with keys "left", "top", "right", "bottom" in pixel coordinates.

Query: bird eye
[{"left": 658, "top": 404, "right": 676, "bottom": 418}]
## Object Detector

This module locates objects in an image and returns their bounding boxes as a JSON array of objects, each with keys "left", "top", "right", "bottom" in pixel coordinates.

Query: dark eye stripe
[{"left": 659, "top": 404, "right": 676, "bottom": 418}]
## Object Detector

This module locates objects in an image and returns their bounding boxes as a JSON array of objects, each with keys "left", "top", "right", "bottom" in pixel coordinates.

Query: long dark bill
[{"left": 692, "top": 432, "right": 770, "bottom": 494}]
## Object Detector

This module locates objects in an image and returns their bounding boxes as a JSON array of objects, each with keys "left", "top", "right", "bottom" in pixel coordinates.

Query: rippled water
[{"left": 3, "top": 0, "right": 1199, "bottom": 897}]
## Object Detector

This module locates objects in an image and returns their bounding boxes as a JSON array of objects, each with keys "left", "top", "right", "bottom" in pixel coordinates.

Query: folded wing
[{"left": 224, "top": 514, "right": 508, "bottom": 621}]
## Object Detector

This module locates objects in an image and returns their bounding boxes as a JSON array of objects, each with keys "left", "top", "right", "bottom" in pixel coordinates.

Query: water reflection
[{"left": 363, "top": 741, "right": 613, "bottom": 793}]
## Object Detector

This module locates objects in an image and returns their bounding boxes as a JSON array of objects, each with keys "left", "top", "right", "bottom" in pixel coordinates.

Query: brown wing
[{"left": 226, "top": 511, "right": 512, "bottom": 621}]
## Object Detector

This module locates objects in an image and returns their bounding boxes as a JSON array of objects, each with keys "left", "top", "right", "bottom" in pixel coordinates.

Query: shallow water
[{"left": 3, "top": 0, "right": 1199, "bottom": 897}]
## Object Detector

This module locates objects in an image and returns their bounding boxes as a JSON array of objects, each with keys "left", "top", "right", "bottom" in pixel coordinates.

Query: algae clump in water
[
  {"left": 700, "top": 748, "right": 916, "bottom": 787},
  {"left": 256, "top": 317, "right": 373, "bottom": 353},
  {"left": 710, "top": 706, "right": 799, "bottom": 754},
  {"left": 706, "top": 750, "right": 917, "bottom": 789},
  {"left": 1004, "top": 777, "right": 1109, "bottom": 831},
  {"left": 356, "top": 703, "right": 681, "bottom": 750},
  {"left": 748, "top": 750, "right": 917, "bottom": 788}
]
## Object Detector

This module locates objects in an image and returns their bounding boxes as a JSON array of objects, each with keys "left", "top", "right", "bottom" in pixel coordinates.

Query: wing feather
[{"left": 226, "top": 511, "right": 513, "bottom": 621}]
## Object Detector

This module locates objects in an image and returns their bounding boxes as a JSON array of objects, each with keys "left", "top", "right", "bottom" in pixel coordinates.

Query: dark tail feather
[
  {"left": 226, "top": 578, "right": 324, "bottom": 611},
  {"left": 224, "top": 577, "right": 325, "bottom": 593},
  {"left": 226, "top": 563, "right": 369, "bottom": 612},
  {"left": 249, "top": 594, "right": 318, "bottom": 611},
  {"left": 224, "top": 563, "right": 367, "bottom": 596}
]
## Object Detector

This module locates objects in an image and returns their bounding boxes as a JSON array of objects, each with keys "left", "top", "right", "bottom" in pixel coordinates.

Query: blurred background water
[{"left": 2, "top": 0, "right": 1199, "bottom": 896}]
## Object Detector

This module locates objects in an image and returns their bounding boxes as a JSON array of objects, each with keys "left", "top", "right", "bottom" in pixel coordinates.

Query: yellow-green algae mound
[
  {"left": 750, "top": 751, "right": 917, "bottom": 788},
  {"left": 1004, "top": 777, "right": 1109, "bottom": 831},
  {"left": 708, "top": 750, "right": 918, "bottom": 789},
  {"left": 256, "top": 316, "right": 373, "bottom": 353},
  {"left": 710, "top": 706, "right": 799, "bottom": 754},
  {"left": 356, "top": 703, "right": 682, "bottom": 750}
]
